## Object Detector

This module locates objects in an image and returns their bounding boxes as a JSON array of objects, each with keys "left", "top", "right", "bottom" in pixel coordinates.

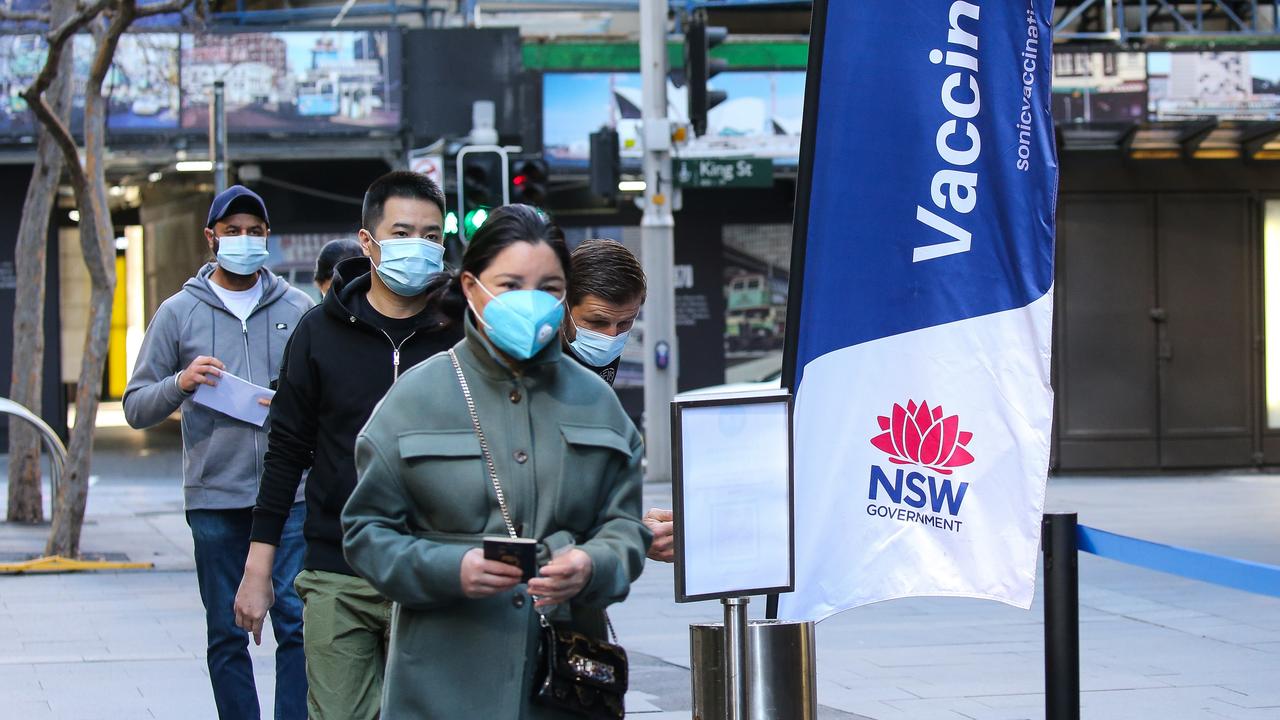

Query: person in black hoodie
[{"left": 233, "top": 171, "right": 462, "bottom": 720}]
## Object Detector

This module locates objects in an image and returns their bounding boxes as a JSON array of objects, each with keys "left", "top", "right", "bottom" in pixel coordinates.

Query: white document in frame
[{"left": 191, "top": 370, "right": 274, "bottom": 427}]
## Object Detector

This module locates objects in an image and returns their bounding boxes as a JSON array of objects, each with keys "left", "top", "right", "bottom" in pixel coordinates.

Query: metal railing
[{"left": 0, "top": 397, "right": 68, "bottom": 506}]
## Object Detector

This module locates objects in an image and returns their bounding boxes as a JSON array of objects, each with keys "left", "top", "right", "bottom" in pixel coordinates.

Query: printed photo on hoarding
[
  {"left": 543, "top": 71, "right": 805, "bottom": 166},
  {"left": 181, "top": 31, "right": 401, "bottom": 133}
]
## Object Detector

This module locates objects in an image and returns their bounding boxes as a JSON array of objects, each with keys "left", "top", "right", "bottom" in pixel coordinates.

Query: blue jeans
[{"left": 187, "top": 503, "right": 308, "bottom": 720}]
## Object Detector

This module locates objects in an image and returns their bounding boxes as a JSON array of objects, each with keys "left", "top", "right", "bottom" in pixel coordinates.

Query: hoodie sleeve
[
  {"left": 251, "top": 320, "right": 318, "bottom": 546},
  {"left": 123, "top": 301, "right": 190, "bottom": 430}
]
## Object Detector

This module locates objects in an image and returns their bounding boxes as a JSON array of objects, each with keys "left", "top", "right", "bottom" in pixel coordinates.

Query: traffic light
[
  {"left": 684, "top": 10, "right": 728, "bottom": 137},
  {"left": 460, "top": 151, "right": 503, "bottom": 239},
  {"left": 589, "top": 128, "right": 620, "bottom": 200},
  {"left": 510, "top": 158, "right": 549, "bottom": 207}
]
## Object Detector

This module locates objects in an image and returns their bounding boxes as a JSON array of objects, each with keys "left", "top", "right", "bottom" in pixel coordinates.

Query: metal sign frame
[{"left": 671, "top": 388, "right": 795, "bottom": 603}]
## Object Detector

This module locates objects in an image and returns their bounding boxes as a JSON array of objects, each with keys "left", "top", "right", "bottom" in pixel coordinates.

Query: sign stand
[
  {"left": 672, "top": 388, "right": 795, "bottom": 718},
  {"left": 722, "top": 596, "right": 750, "bottom": 719}
]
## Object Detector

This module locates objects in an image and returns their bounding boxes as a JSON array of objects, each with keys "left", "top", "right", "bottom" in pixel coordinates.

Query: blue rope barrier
[{"left": 1077, "top": 525, "right": 1280, "bottom": 599}]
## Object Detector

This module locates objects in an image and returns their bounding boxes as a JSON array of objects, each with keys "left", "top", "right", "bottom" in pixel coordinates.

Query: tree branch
[
  {"left": 136, "top": 0, "right": 190, "bottom": 17},
  {"left": 0, "top": 8, "right": 50, "bottom": 22},
  {"left": 24, "top": 85, "right": 87, "bottom": 207},
  {"left": 22, "top": 0, "right": 113, "bottom": 102},
  {"left": 86, "top": 0, "right": 133, "bottom": 93}
]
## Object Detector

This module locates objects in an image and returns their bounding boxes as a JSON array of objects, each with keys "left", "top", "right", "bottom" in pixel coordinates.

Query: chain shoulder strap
[
  {"left": 448, "top": 350, "right": 619, "bottom": 643},
  {"left": 449, "top": 349, "right": 518, "bottom": 540}
]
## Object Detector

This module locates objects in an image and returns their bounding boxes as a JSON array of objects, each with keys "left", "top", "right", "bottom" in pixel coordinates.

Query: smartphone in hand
[{"left": 483, "top": 536, "right": 537, "bottom": 582}]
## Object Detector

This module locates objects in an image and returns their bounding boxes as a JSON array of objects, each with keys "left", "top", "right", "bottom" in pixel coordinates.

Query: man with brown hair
[
  {"left": 562, "top": 238, "right": 646, "bottom": 386},
  {"left": 562, "top": 238, "right": 673, "bottom": 562}
]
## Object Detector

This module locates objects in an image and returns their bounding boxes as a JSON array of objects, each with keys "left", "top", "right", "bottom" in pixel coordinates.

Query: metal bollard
[
  {"left": 691, "top": 619, "right": 817, "bottom": 720},
  {"left": 1043, "top": 512, "right": 1081, "bottom": 720}
]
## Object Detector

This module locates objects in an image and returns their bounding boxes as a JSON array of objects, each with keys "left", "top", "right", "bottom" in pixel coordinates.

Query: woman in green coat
[{"left": 342, "top": 204, "right": 651, "bottom": 719}]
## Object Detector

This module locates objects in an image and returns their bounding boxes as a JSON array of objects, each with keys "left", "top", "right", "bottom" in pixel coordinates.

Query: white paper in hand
[{"left": 191, "top": 370, "right": 274, "bottom": 427}]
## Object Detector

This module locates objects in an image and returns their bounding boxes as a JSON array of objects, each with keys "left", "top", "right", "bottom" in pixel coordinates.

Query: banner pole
[
  {"left": 1043, "top": 512, "right": 1081, "bottom": 720},
  {"left": 769, "top": 0, "right": 830, "bottom": 623}
]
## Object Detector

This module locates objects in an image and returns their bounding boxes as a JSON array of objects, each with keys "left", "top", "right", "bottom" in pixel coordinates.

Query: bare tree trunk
[
  {"left": 6, "top": 0, "right": 75, "bottom": 524},
  {"left": 15, "top": 0, "right": 196, "bottom": 555},
  {"left": 45, "top": 7, "right": 131, "bottom": 557}
]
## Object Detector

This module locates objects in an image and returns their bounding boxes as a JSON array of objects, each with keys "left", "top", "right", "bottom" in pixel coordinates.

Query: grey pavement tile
[
  {"left": 1204, "top": 707, "right": 1280, "bottom": 720},
  {"left": 2, "top": 700, "right": 53, "bottom": 717},
  {"left": 968, "top": 692, "right": 1046, "bottom": 711},
  {"left": 1208, "top": 686, "right": 1280, "bottom": 709},
  {"left": 1077, "top": 685, "right": 1256, "bottom": 719},
  {"left": 0, "top": 677, "right": 50, "bottom": 701},
  {"left": 882, "top": 696, "right": 1035, "bottom": 720},
  {"left": 818, "top": 679, "right": 922, "bottom": 703},
  {"left": 816, "top": 685, "right": 920, "bottom": 720}
]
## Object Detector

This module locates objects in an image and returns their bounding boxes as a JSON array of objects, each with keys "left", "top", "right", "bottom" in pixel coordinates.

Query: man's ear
[
  {"left": 204, "top": 227, "right": 217, "bottom": 253},
  {"left": 357, "top": 228, "right": 375, "bottom": 258},
  {"left": 561, "top": 307, "right": 578, "bottom": 341}
]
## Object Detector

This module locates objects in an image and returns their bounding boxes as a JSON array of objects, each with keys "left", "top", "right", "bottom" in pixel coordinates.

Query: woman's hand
[
  {"left": 460, "top": 548, "right": 523, "bottom": 598},
  {"left": 527, "top": 548, "right": 593, "bottom": 609}
]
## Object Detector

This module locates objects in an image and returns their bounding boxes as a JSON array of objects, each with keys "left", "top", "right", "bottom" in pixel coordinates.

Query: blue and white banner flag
[{"left": 777, "top": 0, "right": 1058, "bottom": 620}]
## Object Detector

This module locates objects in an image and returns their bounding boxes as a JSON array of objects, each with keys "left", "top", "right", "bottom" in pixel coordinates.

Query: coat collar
[{"left": 459, "top": 313, "right": 561, "bottom": 383}]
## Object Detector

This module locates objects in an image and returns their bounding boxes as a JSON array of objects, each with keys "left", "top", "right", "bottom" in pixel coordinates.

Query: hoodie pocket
[{"left": 397, "top": 430, "right": 489, "bottom": 534}]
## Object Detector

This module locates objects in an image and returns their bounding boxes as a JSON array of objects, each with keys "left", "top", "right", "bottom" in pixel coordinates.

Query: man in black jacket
[{"left": 233, "top": 171, "right": 461, "bottom": 720}]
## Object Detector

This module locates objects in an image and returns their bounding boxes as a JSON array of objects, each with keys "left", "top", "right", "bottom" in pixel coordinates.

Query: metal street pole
[
  {"left": 640, "top": 0, "right": 677, "bottom": 483},
  {"left": 211, "top": 81, "right": 228, "bottom": 194}
]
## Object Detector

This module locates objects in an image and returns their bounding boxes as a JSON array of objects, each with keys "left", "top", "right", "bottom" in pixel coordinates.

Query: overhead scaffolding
[{"left": 1055, "top": 0, "right": 1280, "bottom": 42}]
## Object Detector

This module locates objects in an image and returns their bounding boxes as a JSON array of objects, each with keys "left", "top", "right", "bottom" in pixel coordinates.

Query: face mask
[
  {"left": 370, "top": 237, "right": 445, "bottom": 296},
  {"left": 469, "top": 279, "right": 565, "bottom": 361},
  {"left": 215, "top": 235, "right": 269, "bottom": 276},
  {"left": 569, "top": 319, "right": 630, "bottom": 367}
]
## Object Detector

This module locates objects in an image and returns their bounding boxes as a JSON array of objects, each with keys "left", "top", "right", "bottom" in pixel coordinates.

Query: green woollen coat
[{"left": 342, "top": 318, "right": 651, "bottom": 719}]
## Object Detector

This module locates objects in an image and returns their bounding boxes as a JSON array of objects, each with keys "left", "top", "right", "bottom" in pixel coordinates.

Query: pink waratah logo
[{"left": 870, "top": 400, "right": 975, "bottom": 475}]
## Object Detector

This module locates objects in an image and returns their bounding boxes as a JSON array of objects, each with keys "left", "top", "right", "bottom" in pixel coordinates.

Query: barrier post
[{"left": 1043, "top": 512, "right": 1081, "bottom": 720}]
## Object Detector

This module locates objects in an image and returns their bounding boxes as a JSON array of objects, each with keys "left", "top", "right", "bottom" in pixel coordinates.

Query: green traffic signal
[
  {"left": 444, "top": 211, "right": 459, "bottom": 236},
  {"left": 464, "top": 207, "right": 489, "bottom": 236}
]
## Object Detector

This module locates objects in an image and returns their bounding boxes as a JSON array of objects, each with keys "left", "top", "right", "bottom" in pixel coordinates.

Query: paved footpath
[{"left": 2, "top": 423, "right": 1279, "bottom": 719}]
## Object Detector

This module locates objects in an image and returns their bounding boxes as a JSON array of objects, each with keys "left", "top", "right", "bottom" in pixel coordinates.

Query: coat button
[
  {"left": 514, "top": 450, "right": 529, "bottom": 464},
  {"left": 512, "top": 592, "right": 526, "bottom": 609},
  {"left": 509, "top": 389, "right": 521, "bottom": 403}
]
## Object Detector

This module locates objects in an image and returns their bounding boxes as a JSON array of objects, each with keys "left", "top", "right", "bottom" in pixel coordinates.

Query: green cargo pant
[{"left": 294, "top": 569, "right": 392, "bottom": 720}]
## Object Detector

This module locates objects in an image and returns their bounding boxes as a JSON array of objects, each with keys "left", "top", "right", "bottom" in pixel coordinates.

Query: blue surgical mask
[
  {"left": 469, "top": 279, "right": 565, "bottom": 361},
  {"left": 216, "top": 235, "right": 269, "bottom": 276},
  {"left": 569, "top": 320, "right": 630, "bottom": 367},
  {"left": 371, "top": 237, "right": 445, "bottom": 296}
]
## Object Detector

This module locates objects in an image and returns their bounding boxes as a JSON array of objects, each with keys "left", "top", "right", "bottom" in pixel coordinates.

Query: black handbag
[
  {"left": 449, "top": 350, "right": 629, "bottom": 719},
  {"left": 533, "top": 614, "right": 628, "bottom": 719}
]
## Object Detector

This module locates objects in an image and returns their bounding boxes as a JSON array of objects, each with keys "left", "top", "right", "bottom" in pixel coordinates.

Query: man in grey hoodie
[{"left": 123, "top": 186, "right": 313, "bottom": 720}]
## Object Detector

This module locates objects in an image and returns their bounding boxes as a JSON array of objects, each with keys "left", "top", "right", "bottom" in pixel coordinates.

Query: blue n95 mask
[
  {"left": 216, "top": 236, "right": 270, "bottom": 276},
  {"left": 569, "top": 320, "right": 630, "bottom": 367},
  {"left": 371, "top": 237, "right": 446, "bottom": 296},
  {"left": 470, "top": 280, "right": 565, "bottom": 361}
]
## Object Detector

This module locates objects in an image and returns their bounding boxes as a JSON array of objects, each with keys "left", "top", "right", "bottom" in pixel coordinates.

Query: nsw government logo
[{"left": 866, "top": 400, "right": 973, "bottom": 534}]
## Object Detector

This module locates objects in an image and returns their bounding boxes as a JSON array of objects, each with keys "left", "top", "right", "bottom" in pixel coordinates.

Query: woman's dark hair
[
  {"left": 424, "top": 204, "right": 571, "bottom": 326},
  {"left": 314, "top": 238, "right": 364, "bottom": 283}
]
